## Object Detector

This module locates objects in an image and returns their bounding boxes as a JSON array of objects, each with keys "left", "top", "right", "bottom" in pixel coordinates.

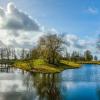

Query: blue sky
[
  {"left": 0, "top": 0, "right": 100, "bottom": 57},
  {"left": 0, "top": 0, "right": 100, "bottom": 37}
]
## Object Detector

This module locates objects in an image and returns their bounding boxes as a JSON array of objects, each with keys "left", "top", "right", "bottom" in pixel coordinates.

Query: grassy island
[
  {"left": 14, "top": 59, "right": 81, "bottom": 73},
  {"left": 12, "top": 34, "right": 99, "bottom": 73}
]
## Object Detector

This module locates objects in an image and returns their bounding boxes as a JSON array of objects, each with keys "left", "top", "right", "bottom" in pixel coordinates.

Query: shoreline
[
  {"left": 13, "top": 59, "right": 82, "bottom": 73},
  {"left": 78, "top": 61, "right": 100, "bottom": 64},
  {"left": 13, "top": 59, "right": 100, "bottom": 74}
]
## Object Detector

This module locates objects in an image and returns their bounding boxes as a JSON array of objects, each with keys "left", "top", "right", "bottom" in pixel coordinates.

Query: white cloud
[
  {"left": 0, "top": 2, "right": 98, "bottom": 56},
  {"left": 65, "top": 34, "right": 78, "bottom": 45},
  {"left": 63, "top": 34, "right": 97, "bottom": 55},
  {"left": 0, "top": 2, "right": 44, "bottom": 49},
  {"left": 0, "top": 2, "right": 40, "bottom": 31}
]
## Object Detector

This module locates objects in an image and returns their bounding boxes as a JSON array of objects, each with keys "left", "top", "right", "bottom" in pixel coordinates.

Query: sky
[{"left": 0, "top": 0, "right": 100, "bottom": 57}]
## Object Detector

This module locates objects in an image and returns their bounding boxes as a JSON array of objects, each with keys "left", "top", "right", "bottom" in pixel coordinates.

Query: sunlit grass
[
  {"left": 14, "top": 59, "right": 63, "bottom": 73},
  {"left": 78, "top": 61, "right": 100, "bottom": 64},
  {"left": 14, "top": 59, "right": 82, "bottom": 73},
  {"left": 60, "top": 60, "right": 81, "bottom": 68}
]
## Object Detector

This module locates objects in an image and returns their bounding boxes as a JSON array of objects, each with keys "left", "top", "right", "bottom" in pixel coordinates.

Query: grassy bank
[
  {"left": 78, "top": 61, "right": 100, "bottom": 64},
  {"left": 13, "top": 59, "right": 82, "bottom": 73},
  {"left": 60, "top": 60, "right": 81, "bottom": 68}
]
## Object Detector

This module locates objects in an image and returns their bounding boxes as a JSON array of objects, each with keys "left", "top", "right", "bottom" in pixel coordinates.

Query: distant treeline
[
  {"left": 0, "top": 34, "right": 98, "bottom": 64},
  {"left": 0, "top": 48, "right": 17, "bottom": 60},
  {"left": 20, "top": 34, "right": 98, "bottom": 64}
]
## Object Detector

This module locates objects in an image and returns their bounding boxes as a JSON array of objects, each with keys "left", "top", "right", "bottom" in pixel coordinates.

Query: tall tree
[
  {"left": 71, "top": 51, "right": 80, "bottom": 62},
  {"left": 38, "top": 34, "right": 63, "bottom": 64},
  {"left": 6, "top": 48, "right": 11, "bottom": 60},
  {"left": 65, "top": 50, "right": 70, "bottom": 61},
  {"left": 0, "top": 48, "right": 4, "bottom": 60},
  {"left": 84, "top": 50, "right": 93, "bottom": 61}
]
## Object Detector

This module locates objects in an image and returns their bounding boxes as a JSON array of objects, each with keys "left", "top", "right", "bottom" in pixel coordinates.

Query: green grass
[
  {"left": 60, "top": 60, "right": 81, "bottom": 68},
  {"left": 13, "top": 59, "right": 82, "bottom": 73},
  {"left": 14, "top": 59, "right": 63, "bottom": 73},
  {"left": 78, "top": 61, "right": 100, "bottom": 64}
]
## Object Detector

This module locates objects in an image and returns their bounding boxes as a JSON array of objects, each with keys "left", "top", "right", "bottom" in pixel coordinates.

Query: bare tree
[
  {"left": 6, "top": 48, "right": 11, "bottom": 60},
  {"left": 38, "top": 34, "right": 63, "bottom": 64},
  {"left": 11, "top": 49, "right": 17, "bottom": 60}
]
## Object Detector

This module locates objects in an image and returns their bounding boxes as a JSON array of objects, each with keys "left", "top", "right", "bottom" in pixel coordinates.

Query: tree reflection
[
  {"left": 34, "top": 73, "right": 61, "bottom": 100},
  {"left": 96, "top": 82, "right": 100, "bottom": 100},
  {"left": 24, "top": 73, "right": 62, "bottom": 100}
]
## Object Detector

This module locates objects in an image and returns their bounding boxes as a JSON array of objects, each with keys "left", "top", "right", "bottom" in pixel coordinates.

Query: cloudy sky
[{"left": 0, "top": 0, "right": 100, "bottom": 57}]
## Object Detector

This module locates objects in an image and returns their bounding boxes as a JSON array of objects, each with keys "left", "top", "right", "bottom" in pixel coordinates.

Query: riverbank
[
  {"left": 13, "top": 59, "right": 81, "bottom": 73},
  {"left": 78, "top": 61, "right": 100, "bottom": 64}
]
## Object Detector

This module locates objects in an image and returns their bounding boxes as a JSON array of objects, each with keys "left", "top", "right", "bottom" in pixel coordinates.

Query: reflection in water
[
  {"left": 0, "top": 68, "right": 35, "bottom": 100},
  {"left": 60, "top": 64, "right": 100, "bottom": 82},
  {"left": 0, "top": 68, "right": 62, "bottom": 100},
  {"left": 23, "top": 73, "right": 62, "bottom": 100},
  {"left": 0, "top": 64, "right": 10, "bottom": 73},
  {"left": 31, "top": 73, "right": 61, "bottom": 100},
  {"left": 0, "top": 64, "right": 100, "bottom": 100}
]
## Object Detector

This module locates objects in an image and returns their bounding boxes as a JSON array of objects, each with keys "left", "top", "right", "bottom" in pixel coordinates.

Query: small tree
[
  {"left": 94, "top": 55, "right": 98, "bottom": 61},
  {"left": 20, "top": 49, "right": 27, "bottom": 60},
  {"left": 0, "top": 48, "right": 4, "bottom": 60}
]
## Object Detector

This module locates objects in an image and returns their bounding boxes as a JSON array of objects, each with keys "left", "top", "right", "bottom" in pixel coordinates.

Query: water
[{"left": 0, "top": 64, "right": 100, "bottom": 100}]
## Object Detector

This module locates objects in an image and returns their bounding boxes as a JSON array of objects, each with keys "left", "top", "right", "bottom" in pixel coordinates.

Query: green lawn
[{"left": 14, "top": 59, "right": 82, "bottom": 73}]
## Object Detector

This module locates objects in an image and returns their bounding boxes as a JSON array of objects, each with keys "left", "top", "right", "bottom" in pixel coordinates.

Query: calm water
[{"left": 0, "top": 64, "right": 100, "bottom": 100}]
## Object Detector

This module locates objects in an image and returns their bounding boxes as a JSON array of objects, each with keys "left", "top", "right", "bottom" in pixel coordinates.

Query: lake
[{"left": 0, "top": 64, "right": 100, "bottom": 100}]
